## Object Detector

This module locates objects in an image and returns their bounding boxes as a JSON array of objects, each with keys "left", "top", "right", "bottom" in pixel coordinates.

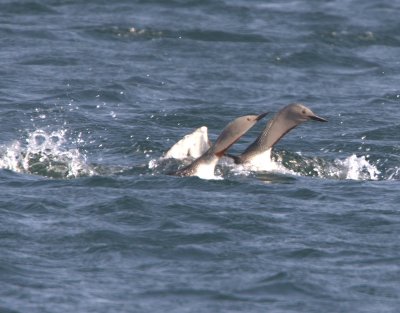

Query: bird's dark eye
[
  {"left": 247, "top": 118, "right": 251, "bottom": 121},
  {"left": 302, "top": 109, "right": 306, "bottom": 114}
]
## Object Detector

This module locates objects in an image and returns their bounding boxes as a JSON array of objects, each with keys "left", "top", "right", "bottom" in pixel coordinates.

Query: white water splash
[
  {"left": 333, "top": 154, "right": 380, "bottom": 180},
  {"left": 306, "top": 154, "right": 381, "bottom": 180},
  {"left": 0, "top": 129, "right": 95, "bottom": 178},
  {"left": 229, "top": 152, "right": 380, "bottom": 181}
]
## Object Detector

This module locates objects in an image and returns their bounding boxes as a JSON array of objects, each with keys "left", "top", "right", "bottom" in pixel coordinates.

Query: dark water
[{"left": 1, "top": 0, "right": 400, "bottom": 312}]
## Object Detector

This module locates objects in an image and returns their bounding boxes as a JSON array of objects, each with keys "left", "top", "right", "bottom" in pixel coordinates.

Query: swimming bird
[
  {"left": 172, "top": 112, "right": 268, "bottom": 178},
  {"left": 228, "top": 103, "right": 327, "bottom": 171}
]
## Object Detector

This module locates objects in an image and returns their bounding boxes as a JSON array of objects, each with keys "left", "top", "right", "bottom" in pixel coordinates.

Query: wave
[{"left": 83, "top": 25, "right": 268, "bottom": 43}]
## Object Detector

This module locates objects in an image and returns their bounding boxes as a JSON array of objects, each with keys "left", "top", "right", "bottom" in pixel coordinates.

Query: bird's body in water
[
  {"left": 230, "top": 103, "right": 327, "bottom": 171},
  {"left": 165, "top": 103, "right": 327, "bottom": 176},
  {"left": 172, "top": 112, "right": 268, "bottom": 179}
]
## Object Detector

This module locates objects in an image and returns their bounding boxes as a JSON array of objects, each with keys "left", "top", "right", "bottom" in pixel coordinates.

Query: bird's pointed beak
[
  {"left": 310, "top": 114, "right": 328, "bottom": 122},
  {"left": 256, "top": 112, "right": 269, "bottom": 121}
]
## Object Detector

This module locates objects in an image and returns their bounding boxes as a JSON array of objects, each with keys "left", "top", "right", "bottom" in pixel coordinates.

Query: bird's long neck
[{"left": 239, "top": 112, "right": 298, "bottom": 163}]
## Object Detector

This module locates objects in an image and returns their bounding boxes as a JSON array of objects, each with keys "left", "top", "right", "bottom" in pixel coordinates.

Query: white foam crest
[
  {"left": 332, "top": 154, "right": 380, "bottom": 180},
  {"left": 0, "top": 129, "right": 95, "bottom": 178}
]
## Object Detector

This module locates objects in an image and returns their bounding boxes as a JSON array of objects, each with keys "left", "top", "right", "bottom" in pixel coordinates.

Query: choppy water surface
[{"left": 1, "top": 1, "right": 399, "bottom": 312}]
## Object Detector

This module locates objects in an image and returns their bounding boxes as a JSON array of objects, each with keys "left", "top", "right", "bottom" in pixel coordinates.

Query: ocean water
[{"left": 1, "top": 0, "right": 400, "bottom": 312}]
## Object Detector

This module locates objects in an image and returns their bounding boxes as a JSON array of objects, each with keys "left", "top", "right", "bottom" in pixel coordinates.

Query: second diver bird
[
  {"left": 228, "top": 103, "right": 327, "bottom": 171},
  {"left": 172, "top": 112, "right": 268, "bottom": 178}
]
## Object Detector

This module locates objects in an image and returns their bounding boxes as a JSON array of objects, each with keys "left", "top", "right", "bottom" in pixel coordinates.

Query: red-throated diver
[
  {"left": 172, "top": 112, "right": 268, "bottom": 178},
  {"left": 229, "top": 103, "right": 327, "bottom": 171}
]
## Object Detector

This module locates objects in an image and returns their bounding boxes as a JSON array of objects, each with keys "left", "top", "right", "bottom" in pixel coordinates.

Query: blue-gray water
[{"left": 1, "top": 1, "right": 399, "bottom": 312}]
